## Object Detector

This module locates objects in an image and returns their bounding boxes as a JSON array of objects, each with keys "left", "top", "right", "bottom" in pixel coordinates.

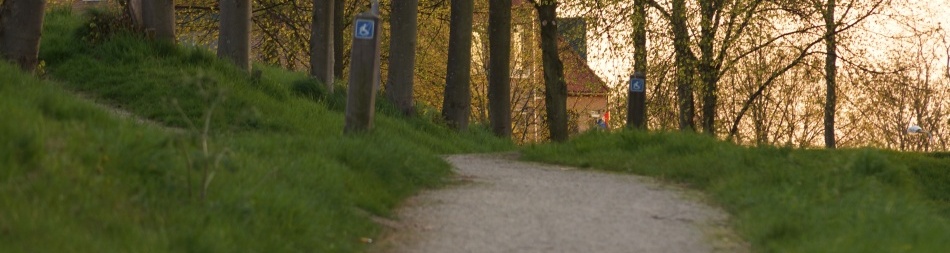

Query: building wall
[
  {"left": 568, "top": 95, "right": 608, "bottom": 132},
  {"left": 505, "top": 3, "right": 611, "bottom": 141}
]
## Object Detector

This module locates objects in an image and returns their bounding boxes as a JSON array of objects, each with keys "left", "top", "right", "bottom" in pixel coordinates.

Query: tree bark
[
  {"left": 628, "top": 0, "right": 647, "bottom": 129},
  {"left": 333, "top": 0, "right": 345, "bottom": 79},
  {"left": 671, "top": 0, "right": 696, "bottom": 131},
  {"left": 533, "top": 1, "right": 569, "bottom": 142},
  {"left": 488, "top": 0, "right": 512, "bottom": 137},
  {"left": 0, "top": 0, "right": 46, "bottom": 73},
  {"left": 311, "top": 0, "right": 334, "bottom": 91},
  {"left": 442, "top": 0, "right": 475, "bottom": 130},
  {"left": 823, "top": 0, "right": 838, "bottom": 148},
  {"left": 698, "top": 0, "right": 719, "bottom": 135},
  {"left": 386, "top": 0, "right": 419, "bottom": 116},
  {"left": 127, "top": 0, "right": 143, "bottom": 27},
  {"left": 218, "top": 0, "right": 252, "bottom": 71},
  {"left": 632, "top": 0, "right": 647, "bottom": 73},
  {"left": 141, "top": 0, "right": 176, "bottom": 41}
]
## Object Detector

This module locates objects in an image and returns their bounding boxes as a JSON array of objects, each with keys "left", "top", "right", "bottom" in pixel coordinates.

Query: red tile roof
[{"left": 558, "top": 37, "right": 609, "bottom": 96}]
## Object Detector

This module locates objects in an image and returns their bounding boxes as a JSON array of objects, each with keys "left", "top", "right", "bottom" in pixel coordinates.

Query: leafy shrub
[{"left": 79, "top": 7, "right": 135, "bottom": 44}]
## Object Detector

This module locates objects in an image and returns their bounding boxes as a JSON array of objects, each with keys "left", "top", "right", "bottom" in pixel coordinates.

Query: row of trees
[
  {"left": 627, "top": 0, "right": 887, "bottom": 149},
  {"left": 0, "top": 0, "right": 250, "bottom": 72},
  {"left": 0, "top": 0, "right": 577, "bottom": 142},
  {"left": 408, "top": 0, "right": 571, "bottom": 141},
  {"left": 4, "top": 1, "right": 947, "bottom": 150},
  {"left": 355, "top": 0, "right": 945, "bottom": 149},
  {"left": 572, "top": 0, "right": 949, "bottom": 150}
]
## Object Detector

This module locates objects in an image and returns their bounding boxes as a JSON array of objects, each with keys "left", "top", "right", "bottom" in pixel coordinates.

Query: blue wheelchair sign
[
  {"left": 354, "top": 19, "right": 375, "bottom": 40},
  {"left": 630, "top": 77, "right": 645, "bottom": 93}
]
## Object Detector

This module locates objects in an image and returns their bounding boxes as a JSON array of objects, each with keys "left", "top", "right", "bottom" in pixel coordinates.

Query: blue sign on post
[
  {"left": 354, "top": 19, "right": 375, "bottom": 40},
  {"left": 630, "top": 77, "right": 645, "bottom": 93}
]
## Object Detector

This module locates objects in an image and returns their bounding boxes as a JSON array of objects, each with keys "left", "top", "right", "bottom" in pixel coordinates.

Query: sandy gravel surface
[{"left": 374, "top": 153, "right": 744, "bottom": 253}]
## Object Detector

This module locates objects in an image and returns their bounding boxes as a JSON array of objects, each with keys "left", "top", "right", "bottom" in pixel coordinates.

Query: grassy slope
[
  {"left": 0, "top": 9, "right": 510, "bottom": 253},
  {"left": 523, "top": 130, "right": 950, "bottom": 252}
]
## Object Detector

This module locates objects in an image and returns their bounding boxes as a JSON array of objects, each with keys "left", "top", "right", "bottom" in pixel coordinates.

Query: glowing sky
[{"left": 568, "top": 0, "right": 950, "bottom": 88}]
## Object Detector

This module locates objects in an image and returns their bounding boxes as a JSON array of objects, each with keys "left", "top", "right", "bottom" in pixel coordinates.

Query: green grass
[
  {"left": 523, "top": 130, "right": 950, "bottom": 252},
  {"left": 19, "top": 7, "right": 950, "bottom": 253},
  {"left": 1, "top": 8, "right": 511, "bottom": 253}
]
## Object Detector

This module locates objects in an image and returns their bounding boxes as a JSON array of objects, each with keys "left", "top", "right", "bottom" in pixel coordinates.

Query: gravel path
[{"left": 374, "top": 153, "right": 745, "bottom": 253}]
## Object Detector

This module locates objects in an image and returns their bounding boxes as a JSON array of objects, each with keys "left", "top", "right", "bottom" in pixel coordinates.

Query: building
[
  {"left": 559, "top": 37, "right": 610, "bottom": 132},
  {"left": 504, "top": 0, "right": 610, "bottom": 141}
]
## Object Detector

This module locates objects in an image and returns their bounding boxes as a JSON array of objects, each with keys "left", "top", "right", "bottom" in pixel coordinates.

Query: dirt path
[{"left": 374, "top": 153, "right": 745, "bottom": 253}]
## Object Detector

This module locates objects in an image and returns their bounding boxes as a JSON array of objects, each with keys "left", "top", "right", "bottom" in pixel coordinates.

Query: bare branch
[
  {"left": 644, "top": 0, "right": 671, "bottom": 20},
  {"left": 722, "top": 24, "right": 824, "bottom": 75},
  {"left": 728, "top": 39, "right": 825, "bottom": 139}
]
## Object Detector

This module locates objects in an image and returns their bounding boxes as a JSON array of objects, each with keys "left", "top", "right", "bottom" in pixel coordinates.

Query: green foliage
[
  {"left": 78, "top": 6, "right": 136, "bottom": 44},
  {"left": 176, "top": 0, "right": 349, "bottom": 71},
  {"left": 524, "top": 130, "right": 950, "bottom": 253},
  {"left": 0, "top": 12, "right": 512, "bottom": 253}
]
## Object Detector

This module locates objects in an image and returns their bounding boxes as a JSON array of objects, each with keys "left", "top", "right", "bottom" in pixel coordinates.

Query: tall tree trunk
[
  {"left": 632, "top": 0, "right": 647, "bottom": 73},
  {"left": 698, "top": 0, "right": 719, "bottom": 135},
  {"left": 629, "top": 0, "right": 647, "bottom": 129},
  {"left": 442, "top": 0, "right": 475, "bottom": 130},
  {"left": 141, "top": 0, "right": 175, "bottom": 41},
  {"left": 333, "top": 0, "right": 345, "bottom": 79},
  {"left": 386, "top": 0, "right": 419, "bottom": 116},
  {"left": 218, "top": 0, "right": 252, "bottom": 71},
  {"left": 671, "top": 0, "right": 696, "bottom": 131},
  {"left": 311, "top": 0, "right": 334, "bottom": 90},
  {"left": 488, "top": 0, "right": 512, "bottom": 137},
  {"left": 0, "top": 0, "right": 46, "bottom": 73},
  {"left": 533, "top": 0, "right": 569, "bottom": 142},
  {"left": 823, "top": 0, "right": 837, "bottom": 148},
  {"left": 127, "top": 0, "right": 143, "bottom": 28}
]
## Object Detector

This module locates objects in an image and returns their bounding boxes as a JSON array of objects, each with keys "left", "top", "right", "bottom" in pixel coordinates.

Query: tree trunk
[
  {"left": 386, "top": 0, "right": 419, "bottom": 116},
  {"left": 218, "top": 0, "right": 252, "bottom": 71},
  {"left": 698, "top": 0, "right": 719, "bottom": 135},
  {"left": 632, "top": 0, "right": 647, "bottom": 74},
  {"left": 127, "top": 0, "right": 143, "bottom": 27},
  {"left": 0, "top": 0, "right": 46, "bottom": 73},
  {"left": 311, "top": 0, "right": 334, "bottom": 90},
  {"left": 671, "top": 0, "right": 696, "bottom": 131},
  {"left": 823, "top": 0, "right": 837, "bottom": 148},
  {"left": 487, "top": 0, "right": 512, "bottom": 137},
  {"left": 333, "top": 0, "right": 345, "bottom": 79},
  {"left": 628, "top": 0, "right": 647, "bottom": 129},
  {"left": 141, "top": 0, "right": 175, "bottom": 41},
  {"left": 442, "top": 0, "right": 475, "bottom": 130},
  {"left": 533, "top": 1, "right": 569, "bottom": 142}
]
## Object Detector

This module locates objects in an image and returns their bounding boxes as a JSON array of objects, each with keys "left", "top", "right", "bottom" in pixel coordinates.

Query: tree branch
[
  {"left": 722, "top": 24, "right": 823, "bottom": 74},
  {"left": 716, "top": 0, "right": 764, "bottom": 73},
  {"left": 728, "top": 39, "right": 824, "bottom": 139},
  {"left": 644, "top": 0, "right": 671, "bottom": 20},
  {"left": 175, "top": 4, "right": 217, "bottom": 11}
]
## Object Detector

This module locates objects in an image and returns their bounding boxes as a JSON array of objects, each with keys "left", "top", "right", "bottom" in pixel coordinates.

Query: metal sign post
[
  {"left": 627, "top": 72, "right": 647, "bottom": 129},
  {"left": 344, "top": 10, "right": 382, "bottom": 134}
]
